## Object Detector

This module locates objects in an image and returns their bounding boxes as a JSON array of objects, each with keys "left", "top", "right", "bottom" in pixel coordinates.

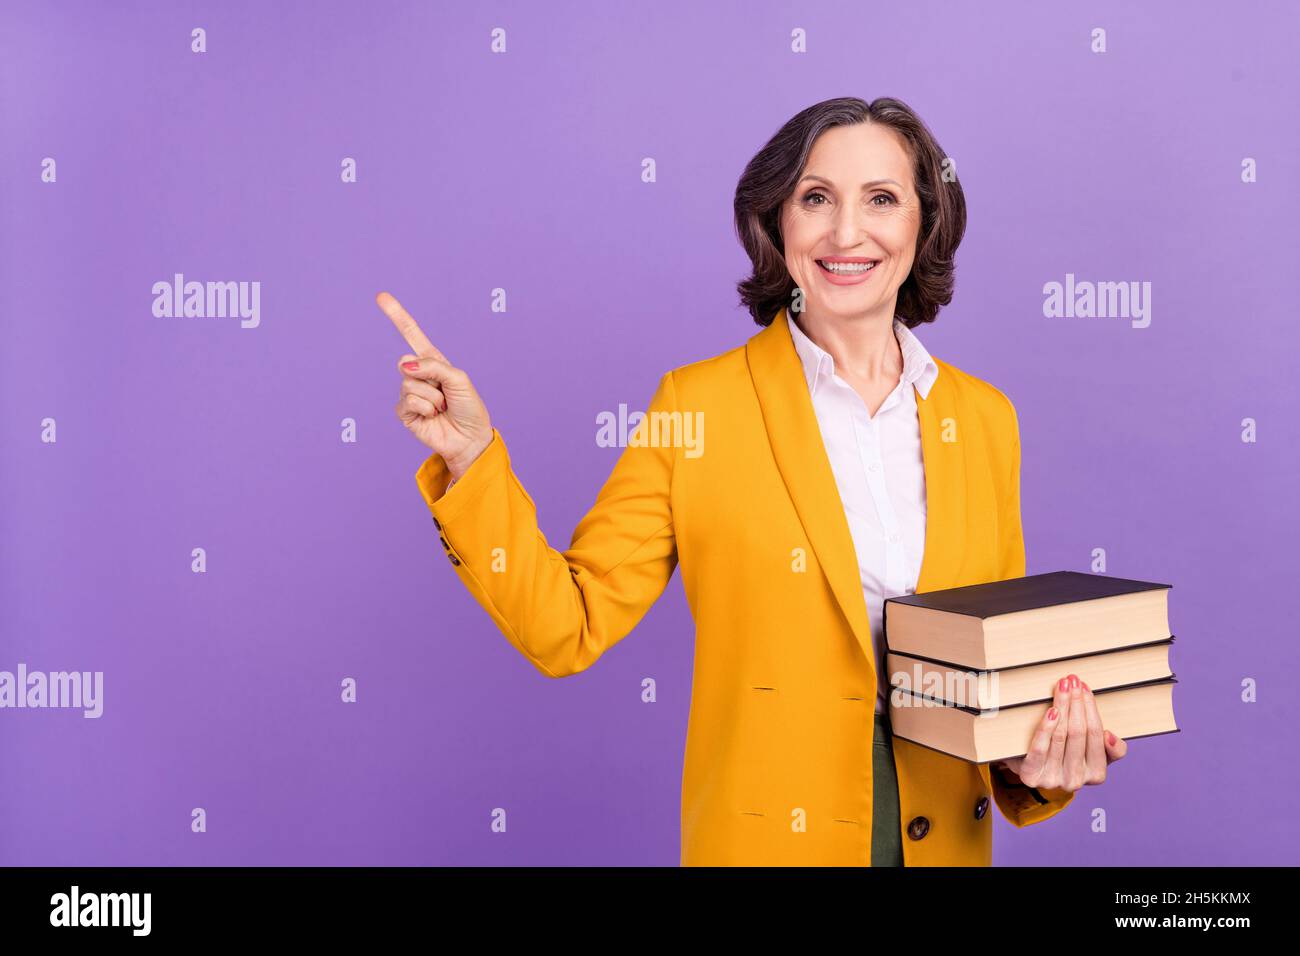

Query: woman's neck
[{"left": 794, "top": 309, "right": 902, "bottom": 386}]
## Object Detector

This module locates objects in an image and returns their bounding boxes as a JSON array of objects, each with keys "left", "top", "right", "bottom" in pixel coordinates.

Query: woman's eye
[{"left": 802, "top": 191, "right": 895, "bottom": 207}]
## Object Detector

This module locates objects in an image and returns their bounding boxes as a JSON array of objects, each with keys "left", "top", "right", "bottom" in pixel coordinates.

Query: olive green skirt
[{"left": 871, "top": 711, "right": 904, "bottom": 867}]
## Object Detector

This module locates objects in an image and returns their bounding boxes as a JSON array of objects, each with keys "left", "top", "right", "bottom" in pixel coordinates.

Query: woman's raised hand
[{"left": 379, "top": 291, "right": 493, "bottom": 480}]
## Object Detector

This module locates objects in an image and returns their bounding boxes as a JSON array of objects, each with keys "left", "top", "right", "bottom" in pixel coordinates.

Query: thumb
[
  {"left": 400, "top": 354, "right": 466, "bottom": 393},
  {"left": 1103, "top": 729, "right": 1127, "bottom": 763}
]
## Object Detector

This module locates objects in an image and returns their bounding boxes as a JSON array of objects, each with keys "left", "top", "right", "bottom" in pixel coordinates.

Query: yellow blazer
[{"left": 415, "top": 307, "right": 1074, "bottom": 866}]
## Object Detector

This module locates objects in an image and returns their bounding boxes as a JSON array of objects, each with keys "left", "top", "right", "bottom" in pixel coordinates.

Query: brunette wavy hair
[{"left": 734, "top": 96, "right": 966, "bottom": 329}]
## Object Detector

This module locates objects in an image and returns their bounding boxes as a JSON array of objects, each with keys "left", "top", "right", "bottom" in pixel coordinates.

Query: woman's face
[{"left": 780, "top": 122, "right": 922, "bottom": 324}]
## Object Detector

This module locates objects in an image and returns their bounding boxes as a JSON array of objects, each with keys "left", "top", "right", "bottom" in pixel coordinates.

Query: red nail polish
[
  {"left": 1106, "top": 730, "right": 1115, "bottom": 746},
  {"left": 1058, "top": 677, "right": 1068, "bottom": 691},
  {"left": 1047, "top": 707, "right": 1058, "bottom": 720},
  {"left": 402, "top": 361, "right": 419, "bottom": 371},
  {"left": 1081, "top": 680, "right": 1089, "bottom": 691},
  {"left": 1070, "top": 675, "right": 1079, "bottom": 689}
]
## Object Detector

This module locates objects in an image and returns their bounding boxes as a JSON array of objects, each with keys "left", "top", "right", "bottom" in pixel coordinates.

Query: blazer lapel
[
  {"left": 913, "top": 352, "right": 968, "bottom": 596},
  {"left": 745, "top": 307, "right": 970, "bottom": 677}
]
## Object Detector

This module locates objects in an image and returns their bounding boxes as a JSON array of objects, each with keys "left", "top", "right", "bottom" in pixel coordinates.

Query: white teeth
[{"left": 820, "top": 260, "right": 877, "bottom": 274}]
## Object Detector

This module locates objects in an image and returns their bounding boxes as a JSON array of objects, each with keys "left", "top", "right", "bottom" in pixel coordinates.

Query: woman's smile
[{"left": 816, "top": 256, "right": 881, "bottom": 285}]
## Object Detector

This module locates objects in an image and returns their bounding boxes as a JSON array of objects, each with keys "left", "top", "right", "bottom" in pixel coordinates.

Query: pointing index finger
[{"left": 377, "top": 292, "right": 447, "bottom": 362}]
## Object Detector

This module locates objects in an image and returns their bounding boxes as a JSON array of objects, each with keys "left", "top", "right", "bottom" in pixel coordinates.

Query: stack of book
[{"left": 883, "top": 571, "right": 1179, "bottom": 763}]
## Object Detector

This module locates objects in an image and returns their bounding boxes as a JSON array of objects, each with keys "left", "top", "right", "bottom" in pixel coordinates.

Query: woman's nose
[{"left": 832, "top": 210, "right": 868, "bottom": 249}]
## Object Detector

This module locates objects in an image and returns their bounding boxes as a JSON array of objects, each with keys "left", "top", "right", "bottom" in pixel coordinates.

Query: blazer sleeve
[
  {"left": 987, "top": 395, "right": 1077, "bottom": 828},
  {"left": 412, "top": 371, "right": 679, "bottom": 679}
]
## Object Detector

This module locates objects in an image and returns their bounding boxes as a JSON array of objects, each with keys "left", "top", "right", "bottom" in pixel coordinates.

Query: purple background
[{"left": 2, "top": 0, "right": 1297, "bottom": 866}]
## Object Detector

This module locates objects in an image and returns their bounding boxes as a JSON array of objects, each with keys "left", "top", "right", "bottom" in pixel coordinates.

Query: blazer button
[
  {"left": 449, "top": 555, "right": 461, "bottom": 566},
  {"left": 432, "top": 515, "right": 442, "bottom": 531},
  {"left": 439, "top": 535, "right": 452, "bottom": 552},
  {"left": 975, "top": 796, "right": 990, "bottom": 820},
  {"left": 906, "top": 815, "right": 930, "bottom": 840}
]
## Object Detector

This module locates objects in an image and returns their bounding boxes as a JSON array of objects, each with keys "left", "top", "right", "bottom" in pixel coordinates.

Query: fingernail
[
  {"left": 1058, "top": 677, "right": 1069, "bottom": 691},
  {"left": 1081, "top": 680, "right": 1089, "bottom": 691},
  {"left": 402, "top": 361, "right": 419, "bottom": 371},
  {"left": 1047, "top": 707, "right": 1058, "bottom": 720},
  {"left": 1106, "top": 730, "right": 1115, "bottom": 746},
  {"left": 1070, "top": 675, "right": 1079, "bottom": 690}
]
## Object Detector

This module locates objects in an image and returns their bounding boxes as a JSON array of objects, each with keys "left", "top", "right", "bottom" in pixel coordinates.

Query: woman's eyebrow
[{"left": 798, "top": 175, "right": 902, "bottom": 189}]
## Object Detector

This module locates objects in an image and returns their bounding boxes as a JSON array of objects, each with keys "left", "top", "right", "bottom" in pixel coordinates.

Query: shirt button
[{"left": 888, "top": 532, "right": 901, "bottom": 543}]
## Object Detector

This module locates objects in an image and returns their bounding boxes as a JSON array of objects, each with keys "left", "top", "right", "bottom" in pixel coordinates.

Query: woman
[{"left": 382, "top": 97, "right": 1129, "bottom": 867}]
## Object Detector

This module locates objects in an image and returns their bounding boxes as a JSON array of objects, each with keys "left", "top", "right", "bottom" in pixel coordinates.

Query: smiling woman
[
  {"left": 384, "top": 95, "right": 1124, "bottom": 868},
  {"left": 735, "top": 97, "right": 965, "bottom": 333}
]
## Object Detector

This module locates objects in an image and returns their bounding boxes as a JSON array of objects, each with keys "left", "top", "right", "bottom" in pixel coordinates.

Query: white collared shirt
[{"left": 788, "top": 314, "right": 939, "bottom": 715}]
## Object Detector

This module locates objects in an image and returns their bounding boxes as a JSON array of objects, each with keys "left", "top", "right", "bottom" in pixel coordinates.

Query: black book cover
[{"left": 884, "top": 570, "right": 1172, "bottom": 621}]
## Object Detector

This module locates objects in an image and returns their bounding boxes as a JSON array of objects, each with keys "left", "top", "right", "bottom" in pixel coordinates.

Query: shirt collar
[{"left": 788, "top": 312, "right": 939, "bottom": 402}]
